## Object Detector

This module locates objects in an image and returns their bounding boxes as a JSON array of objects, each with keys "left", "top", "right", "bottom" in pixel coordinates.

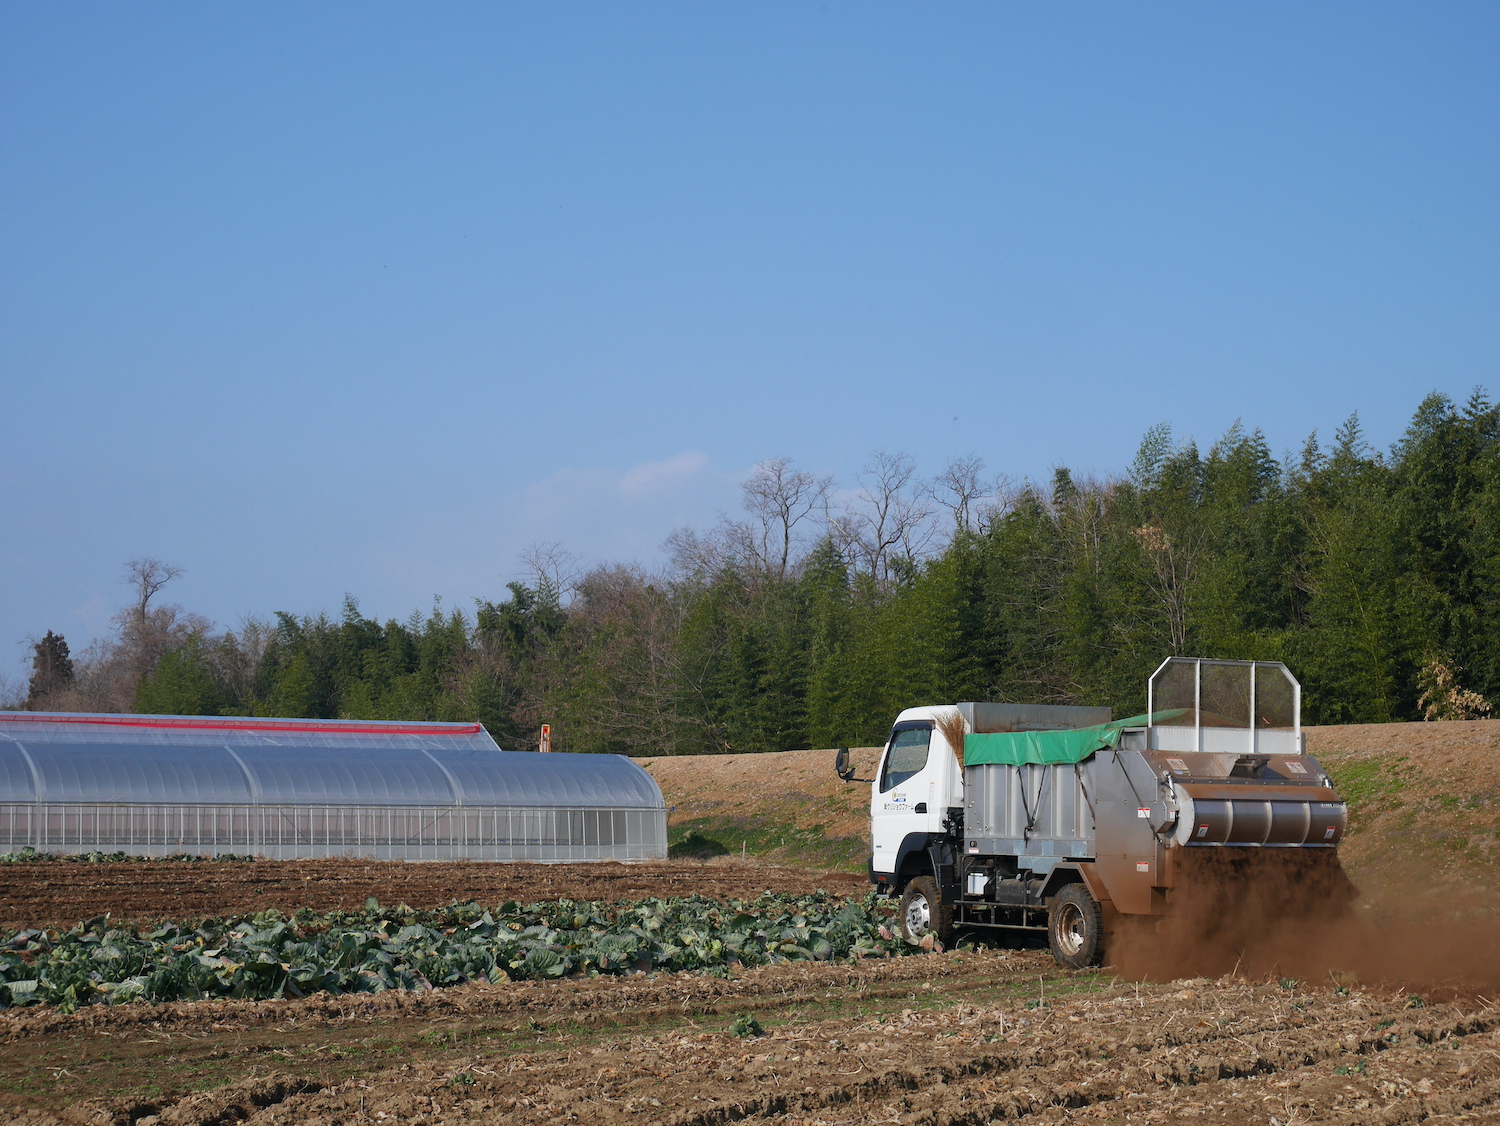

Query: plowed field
[
  {"left": 4, "top": 718, "right": 1500, "bottom": 1123},
  {"left": 0, "top": 860, "right": 864, "bottom": 931},
  {"left": 7, "top": 949, "right": 1499, "bottom": 1125}
]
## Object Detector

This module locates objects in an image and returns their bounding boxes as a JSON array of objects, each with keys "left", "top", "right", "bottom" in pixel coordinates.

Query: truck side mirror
[{"left": 835, "top": 746, "right": 854, "bottom": 782}]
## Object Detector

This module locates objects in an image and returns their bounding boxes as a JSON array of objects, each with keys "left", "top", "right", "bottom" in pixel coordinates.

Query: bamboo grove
[{"left": 20, "top": 391, "right": 1499, "bottom": 754}]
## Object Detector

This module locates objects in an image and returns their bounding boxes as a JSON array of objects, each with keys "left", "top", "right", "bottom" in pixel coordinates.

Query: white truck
[{"left": 845, "top": 657, "right": 1350, "bottom": 967}]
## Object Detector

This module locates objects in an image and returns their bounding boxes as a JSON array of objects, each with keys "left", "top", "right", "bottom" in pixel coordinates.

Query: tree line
[{"left": 17, "top": 390, "right": 1498, "bottom": 754}]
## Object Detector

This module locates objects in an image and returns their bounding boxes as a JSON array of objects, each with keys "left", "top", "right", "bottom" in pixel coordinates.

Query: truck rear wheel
[
  {"left": 898, "top": 876, "right": 953, "bottom": 946},
  {"left": 1048, "top": 884, "right": 1104, "bottom": 969}
]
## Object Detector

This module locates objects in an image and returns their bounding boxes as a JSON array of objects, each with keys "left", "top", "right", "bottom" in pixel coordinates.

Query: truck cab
[{"left": 869, "top": 707, "right": 964, "bottom": 898}]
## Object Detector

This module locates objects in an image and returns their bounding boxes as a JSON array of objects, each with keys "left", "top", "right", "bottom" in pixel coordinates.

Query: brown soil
[
  {"left": 1305, "top": 719, "right": 1500, "bottom": 883},
  {"left": 6, "top": 950, "right": 1497, "bottom": 1124},
  {"left": 0, "top": 860, "right": 864, "bottom": 932},
  {"left": 5, "top": 721, "right": 1500, "bottom": 1122}
]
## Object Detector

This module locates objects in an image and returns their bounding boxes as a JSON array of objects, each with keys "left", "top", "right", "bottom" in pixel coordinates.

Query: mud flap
[{"left": 1071, "top": 862, "right": 1121, "bottom": 933}]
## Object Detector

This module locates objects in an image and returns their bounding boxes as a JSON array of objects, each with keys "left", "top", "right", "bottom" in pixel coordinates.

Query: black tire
[
  {"left": 1048, "top": 883, "right": 1105, "bottom": 969},
  {"left": 898, "top": 876, "right": 954, "bottom": 946}
]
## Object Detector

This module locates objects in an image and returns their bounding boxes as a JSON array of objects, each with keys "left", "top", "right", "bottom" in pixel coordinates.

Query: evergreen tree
[
  {"left": 267, "top": 652, "right": 320, "bottom": 718},
  {"left": 26, "top": 631, "right": 74, "bottom": 707},
  {"left": 134, "top": 636, "right": 220, "bottom": 716}
]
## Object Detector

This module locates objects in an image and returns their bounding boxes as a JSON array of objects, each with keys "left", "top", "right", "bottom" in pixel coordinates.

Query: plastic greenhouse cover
[
  {"left": 0, "top": 713, "right": 664, "bottom": 809},
  {"left": 962, "top": 710, "right": 1187, "bottom": 768}
]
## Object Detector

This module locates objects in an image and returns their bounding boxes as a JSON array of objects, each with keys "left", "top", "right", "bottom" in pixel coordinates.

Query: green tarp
[{"left": 962, "top": 712, "right": 1170, "bottom": 767}]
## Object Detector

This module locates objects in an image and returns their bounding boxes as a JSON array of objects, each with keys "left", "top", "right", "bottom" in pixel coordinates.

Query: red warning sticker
[
  {"left": 1137, "top": 807, "right": 1150, "bottom": 818},
  {"left": 1135, "top": 861, "right": 1150, "bottom": 872},
  {"left": 1324, "top": 826, "right": 1336, "bottom": 839}
]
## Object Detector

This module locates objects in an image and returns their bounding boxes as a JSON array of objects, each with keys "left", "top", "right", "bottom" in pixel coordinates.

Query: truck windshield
[{"left": 880, "top": 725, "right": 932, "bottom": 792}]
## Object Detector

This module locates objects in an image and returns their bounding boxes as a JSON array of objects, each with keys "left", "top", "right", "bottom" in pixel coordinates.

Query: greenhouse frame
[{"left": 0, "top": 713, "right": 667, "bottom": 861}]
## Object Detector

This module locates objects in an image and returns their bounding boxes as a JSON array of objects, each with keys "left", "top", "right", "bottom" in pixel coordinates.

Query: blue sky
[{"left": 2, "top": 3, "right": 1498, "bottom": 680}]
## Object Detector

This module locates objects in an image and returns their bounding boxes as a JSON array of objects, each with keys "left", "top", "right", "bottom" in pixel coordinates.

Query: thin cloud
[{"left": 619, "top": 452, "right": 713, "bottom": 496}]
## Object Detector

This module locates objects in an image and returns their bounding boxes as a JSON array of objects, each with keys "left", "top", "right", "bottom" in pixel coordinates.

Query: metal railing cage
[{"left": 1146, "top": 657, "right": 1303, "bottom": 757}]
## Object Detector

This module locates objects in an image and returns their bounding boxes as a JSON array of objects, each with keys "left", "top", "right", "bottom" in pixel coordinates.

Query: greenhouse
[{"left": 0, "top": 713, "right": 667, "bottom": 861}]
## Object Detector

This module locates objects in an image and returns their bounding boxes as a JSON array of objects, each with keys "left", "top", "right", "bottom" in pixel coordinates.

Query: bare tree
[
  {"left": 519, "top": 541, "right": 581, "bottom": 600},
  {"left": 1131, "top": 522, "right": 1199, "bottom": 655},
  {"left": 119, "top": 559, "right": 183, "bottom": 658},
  {"left": 14, "top": 558, "right": 213, "bottom": 715},
  {"left": 0, "top": 670, "right": 25, "bottom": 711},
  {"left": 663, "top": 525, "right": 731, "bottom": 578},
  {"left": 836, "top": 451, "right": 936, "bottom": 585},
  {"left": 929, "top": 455, "right": 1009, "bottom": 534},
  {"left": 974, "top": 477, "right": 1027, "bottom": 532},
  {"left": 125, "top": 558, "right": 183, "bottom": 618},
  {"left": 209, "top": 616, "right": 274, "bottom": 707},
  {"left": 107, "top": 558, "right": 208, "bottom": 706},
  {"left": 664, "top": 458, "right": 832, "bottom": 584},
  {"left": 738, "top": 457, "right": 833, "bottom": 580}
]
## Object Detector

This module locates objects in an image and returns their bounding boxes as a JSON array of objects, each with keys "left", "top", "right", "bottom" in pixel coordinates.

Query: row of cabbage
[
  {"left": 0, "top": 849, "right": 255, "bottom": 864},
  {"left": 0, "top": 892, "right": 913, "bottom": 1012}
]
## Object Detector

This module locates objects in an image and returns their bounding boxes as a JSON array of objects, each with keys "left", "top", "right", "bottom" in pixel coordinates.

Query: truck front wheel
[
  {"left": 898, "top": 876, "right": 953, "bottom": 946},
  {"left": 1048, "top": 884, "right": 1104, "bottom": 969}
]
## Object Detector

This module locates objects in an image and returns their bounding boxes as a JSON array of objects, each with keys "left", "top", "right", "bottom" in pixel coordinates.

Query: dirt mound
[
  {"left": 1306, "top": 718, "right": 1500, "bottom": 884},
  {"left": 641, "top": 745, "right": 882, "bottom": 868}
]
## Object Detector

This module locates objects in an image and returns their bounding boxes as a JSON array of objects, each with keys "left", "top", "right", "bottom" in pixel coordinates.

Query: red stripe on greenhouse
[{"left": 0, "top": 713, "right": 482, "bottom": 736}]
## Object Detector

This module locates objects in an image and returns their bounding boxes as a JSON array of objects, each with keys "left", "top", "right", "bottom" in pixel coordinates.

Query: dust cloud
[{"left": 1106, "top": 848, "right": 1500, "bottom": 996}]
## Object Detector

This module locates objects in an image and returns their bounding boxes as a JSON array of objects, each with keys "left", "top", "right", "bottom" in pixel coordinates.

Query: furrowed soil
[
  {"left": 7, "top": 951, "right": 1500, "bottom": 1125},
  {"left": 0, "top": 860, "right": 865, "bottom": 932},
  {"left": 4, "top": 718, "right": 1500, "bottom": 1123}
]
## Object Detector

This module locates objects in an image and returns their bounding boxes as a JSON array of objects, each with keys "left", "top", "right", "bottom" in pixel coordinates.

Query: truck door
[{"left": 871, "top": 720, "right": 941, "bottom": 878}]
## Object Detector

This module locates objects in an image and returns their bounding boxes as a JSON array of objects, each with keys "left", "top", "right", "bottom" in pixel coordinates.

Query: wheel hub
[
  {"left": 904, "top": 892, "right": 930, "bottom": 936},
  {"left": 1056, "top": 902, "right": 1085, "bottom": 955}
]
